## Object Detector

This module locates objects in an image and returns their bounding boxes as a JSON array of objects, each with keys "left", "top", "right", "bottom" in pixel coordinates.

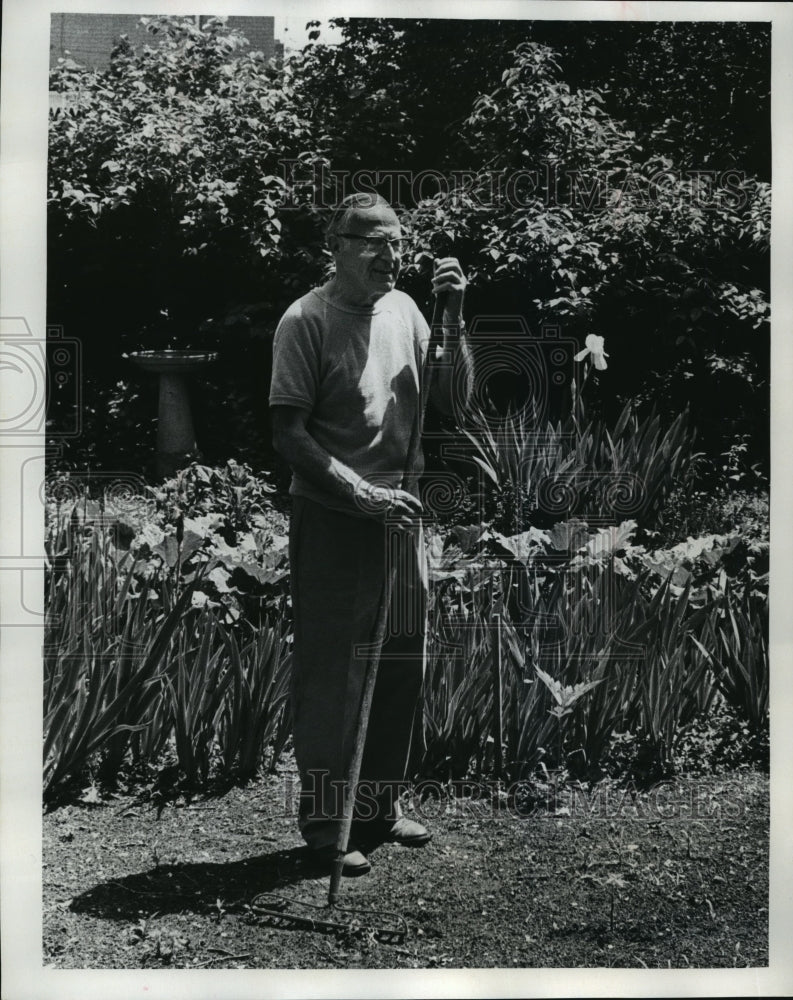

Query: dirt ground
[{"left": 43, "top": 763, "right": 768, "bottom": 970}]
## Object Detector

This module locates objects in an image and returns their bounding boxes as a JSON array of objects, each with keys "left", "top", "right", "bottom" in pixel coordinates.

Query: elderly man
[{"left": 270, "top": 192, "right": 472, "bottom": 876}]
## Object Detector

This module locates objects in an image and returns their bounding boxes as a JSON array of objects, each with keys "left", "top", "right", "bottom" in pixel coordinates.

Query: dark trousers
[{"left": 288, "top": 496, "right": 427, "bottom": 848}]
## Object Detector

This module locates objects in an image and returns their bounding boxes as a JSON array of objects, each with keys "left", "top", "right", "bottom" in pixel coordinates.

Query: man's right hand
[{"left": 354, "top": 482, "right": 423, "bottom": 529}]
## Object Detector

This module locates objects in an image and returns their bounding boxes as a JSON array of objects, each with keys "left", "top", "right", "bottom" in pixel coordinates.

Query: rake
[
  {"left": 248, "top": 891, "right": 408, "bottom": 943},
  {"left": 326, "top": 286, "right": 448, "bottom": 908},
  {"left": 251, "top": 284, "right": 449, "bottom": 941}
]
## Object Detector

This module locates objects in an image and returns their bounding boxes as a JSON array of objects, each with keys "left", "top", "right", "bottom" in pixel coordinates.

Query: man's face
[{"left": 330, "top": 205, "right": 403, "bottom": 304}]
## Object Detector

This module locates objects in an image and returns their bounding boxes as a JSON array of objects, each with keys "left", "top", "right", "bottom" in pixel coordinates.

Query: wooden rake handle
[{"left": 328, "top": 293, "right": 448, "bottom": 906}]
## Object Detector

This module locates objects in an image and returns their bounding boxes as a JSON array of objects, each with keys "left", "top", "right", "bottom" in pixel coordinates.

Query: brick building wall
[{"left": 49, "top": 13, "right": 277, "bottom": 70}]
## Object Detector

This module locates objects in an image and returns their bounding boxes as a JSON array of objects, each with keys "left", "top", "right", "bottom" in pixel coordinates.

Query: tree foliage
[
  {"left": 48, "top": 16, "right": 331, "bottom": 470},
  {"left": 394, "top": 40, "right": 768, "bottom": 466},
  {"left": 48, "top": 15, "right": 329, "bottom": 338},
  {"left": 47, "top": 15, "right": 770, "bottom": 480}
]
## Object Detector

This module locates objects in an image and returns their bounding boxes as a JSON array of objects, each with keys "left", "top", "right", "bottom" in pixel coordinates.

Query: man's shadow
[{"left": 70, "top": 846, "right": 333, "bottom": 920}]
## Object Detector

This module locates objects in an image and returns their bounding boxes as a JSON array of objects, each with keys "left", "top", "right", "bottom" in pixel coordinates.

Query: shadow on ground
[{"left": 70, "top": 847, "right": 330, "bottom": 920}]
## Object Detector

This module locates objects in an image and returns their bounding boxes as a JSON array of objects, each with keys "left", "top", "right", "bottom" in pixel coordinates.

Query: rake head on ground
[{"left": 248, "top": 891, "right": 408, "bottom": 944}]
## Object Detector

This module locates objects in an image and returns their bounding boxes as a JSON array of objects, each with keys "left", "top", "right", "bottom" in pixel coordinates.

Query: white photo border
[{"left": 1, "top": 2, "right": 791, "bottom": 997}]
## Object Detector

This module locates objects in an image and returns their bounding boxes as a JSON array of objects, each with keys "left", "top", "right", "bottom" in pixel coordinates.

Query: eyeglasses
[{"left": 338, "top": 233, "right": 405, "bottom": 254}]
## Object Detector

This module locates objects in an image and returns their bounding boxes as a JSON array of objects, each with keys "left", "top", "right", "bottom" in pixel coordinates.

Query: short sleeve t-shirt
[{"left": 269, "top": 285, "right": 431, "bottom": 514}]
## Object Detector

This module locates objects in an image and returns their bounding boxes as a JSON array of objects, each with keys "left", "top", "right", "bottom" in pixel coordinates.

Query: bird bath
[{"left": 129, "top": 350, "right": 218, "bottom": 478}]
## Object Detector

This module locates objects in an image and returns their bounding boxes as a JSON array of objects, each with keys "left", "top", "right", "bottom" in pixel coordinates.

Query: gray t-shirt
[{"left": 269, "top": 284, "right": 430, "bottom": 514}]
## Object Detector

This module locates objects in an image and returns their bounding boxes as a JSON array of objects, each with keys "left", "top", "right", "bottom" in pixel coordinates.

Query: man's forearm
[
  {"left": 276, "top": 424, "right": 364, "bottom": 504},
  {"left": 274, "top": 421, "right": 421, "bottom": 524}
]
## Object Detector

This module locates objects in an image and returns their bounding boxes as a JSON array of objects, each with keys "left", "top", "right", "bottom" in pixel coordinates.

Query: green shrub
[{"left": 43, "top": 470, "right": 292, "bottom": 800}]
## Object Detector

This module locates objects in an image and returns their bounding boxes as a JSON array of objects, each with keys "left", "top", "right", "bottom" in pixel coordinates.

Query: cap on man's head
[{"left": 325, "top": 192, "right": 397, "bottom": 240}]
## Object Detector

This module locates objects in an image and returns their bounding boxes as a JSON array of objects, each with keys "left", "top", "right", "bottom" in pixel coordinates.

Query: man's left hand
[{"left": 432, "top": 257, "right": 467, "bottom": 323}]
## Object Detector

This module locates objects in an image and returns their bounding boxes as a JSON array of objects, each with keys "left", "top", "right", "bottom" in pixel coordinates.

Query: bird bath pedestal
[{"left": 129, "top": 350, "right": 218, "bottom": 479}]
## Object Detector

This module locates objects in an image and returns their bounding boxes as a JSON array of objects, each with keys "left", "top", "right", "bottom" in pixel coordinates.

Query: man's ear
[{"left": 327, "top": 234, "right": 341, "bottom": 255}]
